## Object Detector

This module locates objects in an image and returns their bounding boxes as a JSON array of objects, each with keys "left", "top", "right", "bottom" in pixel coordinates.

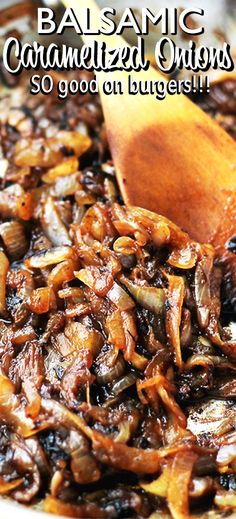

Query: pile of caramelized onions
[{"left": 0, "top": 71, "right": 235, "bottom": 519}]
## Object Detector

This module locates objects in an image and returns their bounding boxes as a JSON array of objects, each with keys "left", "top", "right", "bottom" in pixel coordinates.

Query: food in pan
[{"left": 0, "top": 69, "right": 235, "bottom": 518}]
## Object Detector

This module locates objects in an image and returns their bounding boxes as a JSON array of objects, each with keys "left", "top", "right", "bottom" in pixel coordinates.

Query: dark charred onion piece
[
  {"left": 61, "top": 349, "right": 94, "bottom": 404},
  {"left": 39, "top": 399, "right": 161, "bottom": 473},
  {"left": 25, "top": 437, "right": 51, "bottom": 478},
  {"left": 95, "top": 354, "right": 125, "bottom": 385},
  {"left": 63, "top": 430, "right": 100, "bottom": 484},
  {"left": 10, "top": 439, "right": 40, "bottom": 502},
  {"left": 9, "top": 341, "right": 44, "bottom": 390},
  {"left": 180, "top": 308, "right": 192, "bottom": 348},
  {"left": 7, "top": 268, "right": 34, "bottom": 325},
  {"left": 111, "top": 372, "right": 137, "bottom": 395}
]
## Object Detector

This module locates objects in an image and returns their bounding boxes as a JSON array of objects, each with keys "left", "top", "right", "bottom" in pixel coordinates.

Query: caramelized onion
[
  {"left": 27, "top": 287, "right": 53, "bottom": 314},
  {"left": 42, "top": 157, "right": 79, "bottom": 184},
  {"left": 64, "top": 321, "right": 103, "bottom": 357},
  {"left": 15, "top": 132, "right": 91, "bottom": 168},
  {"left": 40, "top": 398, "right": 161, "bottom": 474},
  {"left": 56, "top": 130, "right": 92, "bottom": 156},
  {"left": 0, "top": 184, "right": 24, "bottom": 219},
  {"left": 168, "top": 244, "right": 199, "bottom": 269},
  {"left": 106, "top": 281, "right": 135, "bottom": 311},
  {"left": 23, "top": 379, "right": 41, "bottom": 419},
  {"left": 44, "top": 496, "right": 107, "bottom": 518},
  {"left": 12, "top": 324, "right": 37, "bottom": 345},
  {"left": 0, "top": 251, "right": 9, "bottom": 315},
  {"left": 92, "top": 431, "right": 161, "bottom": 474},
  {"left": 216, "top": 444, "right": 236, "bottom": 467},
  {"left": 0, "top": 371, "right": 34, "bottom": 436},
  {"left": 7, "top": 269, "right": 34, "bottom": 325},
  {"left": 75, "top": 267, "right": 114, "bottom": 297},
  {"left": 14, "top": 138, "right": 61, "bottom": 168},
  {"left": 137, "top": 375, "right": 186, "bottom": 428},
  {"left": 106, "top": 309, "right": 147, "bottom": 370},
  {"left": 113, "top": 236, "right": 138, "bottom": 255},
  {"left": 0, "top": 221, "right": 28, "bottom": 259},
  {"left": 10, "top": 439, "right": 40, "bottom": 502},
  {"left": 112, "top": 372, "right": 137, "bottom": 395},
  {"left": 41, "top": 197, "right": 72, "bottom": 246},
  {"left": 25, "top": 246, "right": 75, "bottom": 269},
  {"left": 140, "top": 464, "right": 171, "bottom": 497},
  {"left": 167, "top": 452, "right": 197, "bottom": 519},
  {"left": 17, "top": 191, "right": 34, "bottom": 221},
  {"left": 50, "top": 172, "right": 80, "bottom": 197},
  {"left": 120, "top": 276, "right": 165, "bottom": 314},
  {"left": 48, "top": 259, "right": 79, "bottom": 289},
  {"left": 0, "top": 476, "right": 23, "bottom": 495},
  {"left": 214, "top": 490, "right": 236, "bottom": 510},
  {"left": 165, "top": 274, "right": 184, "bottom": 369},
  {"left": 194, "top": 250, "right": 214, "bottom": 329},
  {"left": 95, "top": 355, "right": 125, "bottom": 385}
]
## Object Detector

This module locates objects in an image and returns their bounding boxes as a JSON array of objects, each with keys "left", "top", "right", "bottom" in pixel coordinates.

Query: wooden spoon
[{"left": 62, "top": 0, "right": 236, "bottom": 306}]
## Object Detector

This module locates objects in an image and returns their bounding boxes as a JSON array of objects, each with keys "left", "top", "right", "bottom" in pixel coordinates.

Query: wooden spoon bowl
[
  {"left": 63, "top": 0, "right": 236, "bottom": 307},
  {"left": 63, "top": 0, "right": 236, "bottom": 240}
]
